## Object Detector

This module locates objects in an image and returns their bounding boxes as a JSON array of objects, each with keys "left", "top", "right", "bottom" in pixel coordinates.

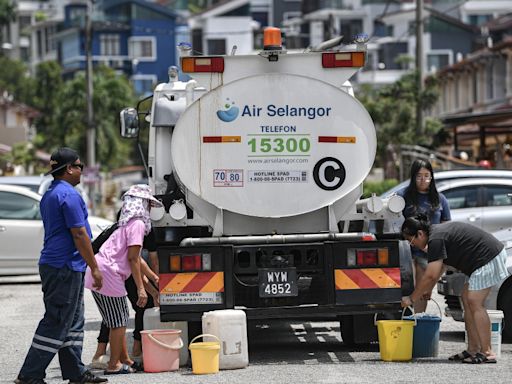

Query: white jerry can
[
  {"left": 202, "top": 309, "right": 249, "bottom": 369},
  {"left": 143, "top": 307, "right": 189, "bottom": 366}
]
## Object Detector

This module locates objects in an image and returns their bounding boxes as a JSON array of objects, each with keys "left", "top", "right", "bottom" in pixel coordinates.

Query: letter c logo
[{"left": 313, "top": 157, "right": 345, "bottom": 190}]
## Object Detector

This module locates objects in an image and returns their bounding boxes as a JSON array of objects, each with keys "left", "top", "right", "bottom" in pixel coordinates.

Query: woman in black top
[{"left": 400, "top": 214, "right": 508, "bottom": 364}]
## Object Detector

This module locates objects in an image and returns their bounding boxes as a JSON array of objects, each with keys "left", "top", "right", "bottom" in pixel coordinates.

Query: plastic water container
[
  {"left": 140, "top": 329, "right": 182, "bottom": 372},
  {"left": 488, "top": 310, "right": 504, "bottom": 358},
  {"left": 374, "top": 308, "right": 415, "bottom": 362},
  {"left": 404, "top": 300, "right": 442, "bottom": 358},
  {"left": 202, "top": 309, "right": 249, "bottom": 369},
  {"left": 143, "top": 307, "right": 189, "bottom": 366},
  {"left": 464, "top": 309, "right": 504, "bottom": 358}
]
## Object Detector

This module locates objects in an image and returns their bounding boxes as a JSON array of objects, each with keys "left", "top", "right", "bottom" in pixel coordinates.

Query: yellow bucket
[
  {"left": 374, "top": 308, "right": 416, "bottom": 362},
  {"left": 188, "top": 334, "right": 221, "bottom": 374}
]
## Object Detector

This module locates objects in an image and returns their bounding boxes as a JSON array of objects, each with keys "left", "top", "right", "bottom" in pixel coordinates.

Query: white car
[{"left": 0, "top": 184, "right": 112, "bottom": 276}]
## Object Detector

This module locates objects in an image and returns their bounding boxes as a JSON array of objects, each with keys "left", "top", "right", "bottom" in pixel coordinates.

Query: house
[
  {"left": 0, "top": 91, "right": 39, "bottom": 148},
  {"left": 53, "top": 0, "right": 179, "bottom": 95},
  {"left": 432, "top": 14, "right": 512, "bottom": 166}
]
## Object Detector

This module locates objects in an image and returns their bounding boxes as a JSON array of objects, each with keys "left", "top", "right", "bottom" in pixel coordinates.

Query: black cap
[{"left": 45, "top": 147, "right": 79, "bottom": 176}]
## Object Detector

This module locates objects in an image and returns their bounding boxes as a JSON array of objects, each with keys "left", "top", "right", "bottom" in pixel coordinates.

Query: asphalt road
[{"left": 0, "top": 276, "right": 510, "bottom": 384}]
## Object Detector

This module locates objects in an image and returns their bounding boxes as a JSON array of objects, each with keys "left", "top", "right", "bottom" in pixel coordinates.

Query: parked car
[
  {"left": 437, "top": 227, "right": 512, "bottom": 341},
  {"left": 383, "top": 176, "right": 512, "bottom": 234},
  {"left": 381, "top": 169, "right": 512, "bottom": 198},
  {"left": 0, "top": 184, "right": 112, "bottom": 276},
  {"left": 0, "top": 175, "right": 91, "bottom": 208}
]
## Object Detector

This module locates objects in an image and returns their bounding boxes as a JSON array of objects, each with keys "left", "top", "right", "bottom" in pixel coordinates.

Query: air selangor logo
[{"left": 216, "top": 98, "right": 239, "bottom": 122}]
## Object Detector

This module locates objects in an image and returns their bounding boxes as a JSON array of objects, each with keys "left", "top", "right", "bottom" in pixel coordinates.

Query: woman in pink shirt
[{"left": 85, "top": 184, "right": 163, "bottom": 374}]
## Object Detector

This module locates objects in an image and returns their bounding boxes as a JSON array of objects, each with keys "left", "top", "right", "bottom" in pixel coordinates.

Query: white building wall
[{"left": 204, "top": 17, "right": 254, "bottom": 55}]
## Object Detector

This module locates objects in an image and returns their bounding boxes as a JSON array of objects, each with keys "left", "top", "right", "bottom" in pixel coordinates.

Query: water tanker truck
[{"left": 120, "top": 29, "right": 413, "bottom": 344}]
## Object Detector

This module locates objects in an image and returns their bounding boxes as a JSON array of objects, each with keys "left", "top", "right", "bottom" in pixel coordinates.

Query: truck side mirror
[{"left": 119, "top": 107, "right": 139, "bottom": 138}]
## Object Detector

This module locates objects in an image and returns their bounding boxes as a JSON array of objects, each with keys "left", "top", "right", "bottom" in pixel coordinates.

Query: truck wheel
[
  {"left": 498, "top": 281, "right": 512, "bottom": 342},
  {"left": 339, "top": 315, "right": 355, "bottom": 346},
  {"left": 339, "top": 314, "right": 378, "bottom": 345},
  {"left": 188, "top": 320, "right": 202, "bottom": 343}
]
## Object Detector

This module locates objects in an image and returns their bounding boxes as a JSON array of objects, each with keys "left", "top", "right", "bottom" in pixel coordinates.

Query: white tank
[
  {"left": 171, "top": 73, "right": 376, "bottom": 219},
  {"left": 202, "top": 309, "right": 249, "bottom": 369}
]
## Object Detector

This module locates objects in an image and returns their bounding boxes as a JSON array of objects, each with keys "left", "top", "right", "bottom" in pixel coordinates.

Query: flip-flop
[
  {"left": 104, "top": 364, "right": 136, "bottom": 375},
  {"left": 130, "top": 361, "right": 144, "bottom": 372},
  {"left": 448, "top": 350, "right": 472, "bottom": 361},
  {"left": 462, "top": 352, "right": 497, "bottom": 364}
]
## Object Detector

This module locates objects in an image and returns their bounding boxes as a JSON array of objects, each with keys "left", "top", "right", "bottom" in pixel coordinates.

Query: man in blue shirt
[{"left": 15, "top": 148, "right": 107, "bottom": 384}]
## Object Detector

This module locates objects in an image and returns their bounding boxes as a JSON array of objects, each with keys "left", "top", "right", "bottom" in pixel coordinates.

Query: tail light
[
  {"left": 168, "top": 253, "right": 212, "bottom": 272},
  {"left": 347, "top": 248, "right": 389, "bottom": 266},
  {"left": 181, "top": 57, "right": 224, "bottom": 73},
  {"left": 322, "top": 52, "right": 365, "bottom": 68},
  {"left": 182, "top": 255, "right": 202, "bottom": 271}
]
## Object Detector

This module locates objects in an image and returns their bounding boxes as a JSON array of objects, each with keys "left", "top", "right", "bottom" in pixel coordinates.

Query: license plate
[
  {"left": 258, "top": 268, "right": 298, "bottom": 298},
  {"left": 437, "top": 282, "right": 445, "bottom": 294}
]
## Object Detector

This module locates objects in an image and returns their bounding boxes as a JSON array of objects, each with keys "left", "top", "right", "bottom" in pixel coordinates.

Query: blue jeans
[{"left": 18, "top": 264, "right": 87, "bottom": 381}]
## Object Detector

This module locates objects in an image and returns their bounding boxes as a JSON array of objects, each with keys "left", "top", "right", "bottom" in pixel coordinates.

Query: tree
[
  {"left": 53, "top": 65, "right": 136, "bottom": 169},
  {"left": 32, "top": 61, "right": 63, "bottom": 144},
  {"left": 0, "top": 0, "right": 16, "bottom": 47},
  {"left": 0, "top": 56, "right": 34, "bottom": 103},
  {"left": 358, "top": 71, "right": 444, "bottom": 177}
]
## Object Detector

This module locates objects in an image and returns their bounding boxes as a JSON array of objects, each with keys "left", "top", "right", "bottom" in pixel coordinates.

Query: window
[
  {"left": 132, "top": 75, "right": 157, "bottom": 96},
  {"left": 207, "top": 39, "right": 226, "bottom": 55},
  {"left": 129, "top": 37, "right": 155, "bottom": 60},
  {"left": 427, "top": 53, "right": 449, "bottom": 72},
  {"left": 100, "top": 34, "right": 120, "bottom": 56},
  {"left": 483, "top": 186, "right": 512, "bottom": 207},
  {"left": 486, "top": 63, "right": 494, "bottom": 100},
  {"left": 443, "top": 186, "right": 479, "bottom": 209},
  {"left": 0, "top": 192, "right": 40, "bottom": 220},
  {"left": 472, "top": 71, "right": 478, "bottom": 104}
]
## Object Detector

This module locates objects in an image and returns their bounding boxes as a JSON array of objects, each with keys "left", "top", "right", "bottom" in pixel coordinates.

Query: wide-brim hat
[{"left": 122, "top": 184, "right": 163, "bottom": 208}]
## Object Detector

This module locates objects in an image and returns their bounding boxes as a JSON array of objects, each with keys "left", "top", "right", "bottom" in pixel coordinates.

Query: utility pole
[
  {"left": 85, "top": 0, "right": 96, "bottom": 213},
  {"left": 415, "top": 0, "right": 424, "bottom": 136}
]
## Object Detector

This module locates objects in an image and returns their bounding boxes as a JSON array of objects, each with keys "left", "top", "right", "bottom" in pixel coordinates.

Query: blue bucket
[{"left": 404, "top": 300, "right": 442, "bottom": 358}]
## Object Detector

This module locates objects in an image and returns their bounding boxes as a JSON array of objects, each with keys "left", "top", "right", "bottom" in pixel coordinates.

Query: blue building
[{"left": 57, "top": 0, "right": 179, "bottom": 95}]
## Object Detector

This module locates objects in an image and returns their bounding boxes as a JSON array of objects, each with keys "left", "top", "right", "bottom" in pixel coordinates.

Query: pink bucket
[{"left": 140, "top": 329, "right": 183, "bottom": 372}]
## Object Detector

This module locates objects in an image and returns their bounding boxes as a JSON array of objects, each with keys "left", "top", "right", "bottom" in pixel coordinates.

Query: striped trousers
[{"left": 18, "top": 265, "right": 87, "bottom": 382}]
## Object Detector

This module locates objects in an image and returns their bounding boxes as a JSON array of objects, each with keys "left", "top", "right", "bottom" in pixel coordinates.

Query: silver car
[{"left": 0, "top": 184, "right": 112, "bottom": 276}]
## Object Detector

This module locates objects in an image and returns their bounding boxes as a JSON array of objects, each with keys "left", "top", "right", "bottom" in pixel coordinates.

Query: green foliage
[
  {"left": 362, "top": 179, "right": 399, "bottom": 198},
  {"left": 0, "top": 0, "right": 15, "bottom": 43},
  {"left": 51, "top": 66, "right": 136, "bottom": 169},
  {"left": 0, "top": 57, "right": 34, "bottom": 103},
  {"left": 358, "top": 71, "right": 444, "bottom": 169}
]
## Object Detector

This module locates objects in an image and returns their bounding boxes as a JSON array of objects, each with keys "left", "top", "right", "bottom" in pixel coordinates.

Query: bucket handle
[
  {"left": 147, "top": 333, "right": 184, "bottom": 350},
  {"left": 189, "top": 333, "right": 221, "bottom": 347},
  {"left": 427, "top": 298, "right": 443, "bottom": 319},
  {"left": 374, "top": 306, "right": 416, "bottom": 326}
]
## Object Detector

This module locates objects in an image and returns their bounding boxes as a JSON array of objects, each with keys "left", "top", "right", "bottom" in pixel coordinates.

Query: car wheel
[{"left": 498, "top": 279, "right": 512, "bottom": 342}]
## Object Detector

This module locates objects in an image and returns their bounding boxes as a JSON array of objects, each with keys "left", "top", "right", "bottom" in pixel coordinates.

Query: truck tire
[
  {"left": 498, "top": 279, "right": 512, "bottom": 342},
  {"left": 187, "top": 320, "right": 202, "bottom": 344},
  {"left": 339, "top": 314, "right": 378, "bottom": 345}
]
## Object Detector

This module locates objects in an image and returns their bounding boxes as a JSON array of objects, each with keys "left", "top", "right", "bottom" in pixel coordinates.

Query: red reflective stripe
[
  {"left": 158, "top": 273, "right": 177, "bottom": 292},
  {"left": 181, "top": 272, "right": 217, "bottom": 292},
  {"left": 382, "top": 268, "right": 401, "bottom": 286},
  {"left": 203, "top": 136, "right": 222, "bottom": 143},
  {"left": 318, "top": 136, "right": 337, "bottom": 143},
  {"left": 342, "top": 269, "right": 379, "bottom": 289}
]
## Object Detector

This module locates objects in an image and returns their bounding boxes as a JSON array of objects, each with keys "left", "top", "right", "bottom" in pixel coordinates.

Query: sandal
[
  {"left": 104, "top": 364, "right": 136, "bottom": 375},
  {"left": 462, "top": 352, "right": 497, "bottom": 364},
  {"left": 448, "top": 350, "right": 473, "bottom": 361},
  {"left": 130, "top": 361, "right": 144, "bottom": 372}
]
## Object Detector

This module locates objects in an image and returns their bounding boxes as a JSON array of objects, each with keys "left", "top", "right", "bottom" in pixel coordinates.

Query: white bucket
[
  {"left": 143, "top": 307, "right": 189, "bottom": 366},
  {"left": 464, "top": 309, "right": 504, "bottom": 358},
  {"left": 488, "top": 310, "right": 504, "bottom": 358},
  {"left": 202, "top": 309, "right": 249, "bottom": 369}
]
